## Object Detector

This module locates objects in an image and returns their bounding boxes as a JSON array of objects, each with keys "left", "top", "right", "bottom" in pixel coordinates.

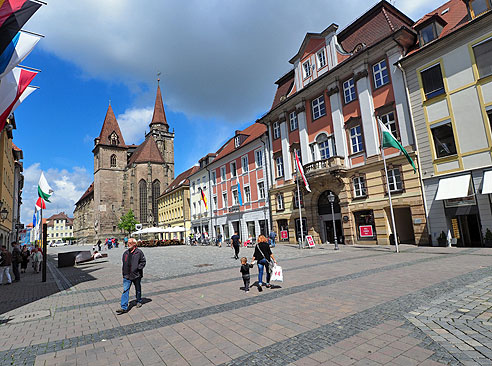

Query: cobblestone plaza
[{"left": 0, "top": 244, "right": 491, "bottom": 366}]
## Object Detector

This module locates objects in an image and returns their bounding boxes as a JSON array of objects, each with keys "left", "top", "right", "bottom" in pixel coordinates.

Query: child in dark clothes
[{"left": 240, "top": 257, "right": 254, "bottom": 292}]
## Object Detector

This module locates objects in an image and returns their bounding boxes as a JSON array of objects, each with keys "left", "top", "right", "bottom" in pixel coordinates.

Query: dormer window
[
  {"left": 234, "top": 136, "right": 241, "bottom": 148},
  {"left": 302, "top": 60, "right": 312, "bottom": 79},
  {"left": 469, "top": 0, "right": 491, "bottom": 18},
  {"left": 316, "top": 49, "right": 327, "bottom": 69},
  {"left": 110, "top": 132, "right": 119, "bottom": 146},
  {"left": 418, "top": 19, "right": 444, "bottom": 46}
]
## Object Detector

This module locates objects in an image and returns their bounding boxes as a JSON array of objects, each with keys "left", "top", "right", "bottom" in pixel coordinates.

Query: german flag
[
  {"left": 200, "top": 188, "right": 208, "bottom": 210},
  {"left": 0, "top": 1, "right": 41, "bottom": 56}
]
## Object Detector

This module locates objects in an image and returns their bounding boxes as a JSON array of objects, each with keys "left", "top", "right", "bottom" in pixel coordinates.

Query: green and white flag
[
  {"left": 380, "top": 121, "right": 416, "bottom": 173},
  {"left": 38, "top": 172, "right": 53, "bottom": 202}
]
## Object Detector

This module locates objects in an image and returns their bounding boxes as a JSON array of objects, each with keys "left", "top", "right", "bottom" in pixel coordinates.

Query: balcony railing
[{"left": 303, "top": 156, "right": 345, "bottom": 175}]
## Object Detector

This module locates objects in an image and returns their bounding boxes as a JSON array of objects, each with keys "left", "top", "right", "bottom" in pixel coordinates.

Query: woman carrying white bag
[{"left": 251, "top": 235, "right": 277, "bottom": 291}]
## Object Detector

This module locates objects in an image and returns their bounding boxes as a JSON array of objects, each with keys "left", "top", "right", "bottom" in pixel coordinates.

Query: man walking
[
  {"left": 0, "top": 246, "right": 12, "bottom": 285},
  {"left": 269, "top": 230, "right": 277, "bottom": 248},
  {"left": 231, "top": 231, "right": 241, "bottom": 260},
  {"left": 116, "top": 238, "right": 146, "bottom": 314},
  {"left": 11, "top": 242, "right": 21, "bottom": 282}
]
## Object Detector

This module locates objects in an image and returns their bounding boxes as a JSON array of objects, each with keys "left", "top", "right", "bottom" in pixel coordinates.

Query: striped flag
[
  {"left": 35, "top": 196, "right": 45, "bottom": 210},
  {"left": 295, "top": 152, "right": 311, "bottom": 192},
  {"left": 0, "top": 30, "right": 42, "bottom": 79},
  {"left": 38, "top": 171, "right": 53, "bottom": 203},
  {"left": 237, "top": 182, "right": 243, "bottom": 206},
  {"left": 200, "top": 187, "right": 208, "bottom": 210}
]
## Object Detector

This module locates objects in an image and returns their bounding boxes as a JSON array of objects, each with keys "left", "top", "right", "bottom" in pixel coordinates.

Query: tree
[{"left": 118, "top": 209, "right": 138, "bottom": 235}]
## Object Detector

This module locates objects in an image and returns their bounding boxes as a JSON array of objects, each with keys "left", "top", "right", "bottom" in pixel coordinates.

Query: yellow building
[
  {"left": 46, "top": 212, "right": 74, "bottom": 244},
  {"left": 0, "top": 117, "right": 16, "bottom": 249},
  {"left": 158, "top": 166, "right": 198, "bottom": 241}
]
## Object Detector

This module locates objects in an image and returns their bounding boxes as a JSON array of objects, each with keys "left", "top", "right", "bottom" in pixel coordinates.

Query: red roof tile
[
  {"left": 97, "top": 105, "right": 126, "bottom": 147},
  {"left": 150, "top": 84, "right": 168, "bottom": 126},
  {"left": 75, "top": 182, "right": 94, "bottom": 206},
  {"left": 271, "top": 70, "right": 294, "bottom": 110},
  {"left": 213, "top": 122, "right": 267, "bottom": 162},
  {"left": 414, "top": 0, "right": 469, "bottom": 40},
  {"left": 128, "top": 135, "right": 165, "bottom": 165},
  {"left": 164, "top": 165, "right": 199, "bottom": 195},
  {"left": 12, "top": 142, "right": 21, "bottom": 152}
]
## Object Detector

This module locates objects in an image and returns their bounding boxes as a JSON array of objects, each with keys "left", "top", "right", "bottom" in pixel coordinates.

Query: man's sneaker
[
  {"left": 115, "top": 308, "right": 127, "bottom": 314},
  {"left": 136, "top": 302, "right": 142, "bottom": 308},
  {"left": 257, "top": 285, "right": 263, "bottom": 292}
]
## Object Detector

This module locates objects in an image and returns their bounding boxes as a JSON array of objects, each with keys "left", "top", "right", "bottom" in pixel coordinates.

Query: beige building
[
  {"left": 74, "top": 82, "right": 175, "bottom": 243},
  {"left": 46, "top": 212, "right": 74, "bottom": 244},
  {"left": 158, "top": 165, "right": 198, "bottom": 240}
]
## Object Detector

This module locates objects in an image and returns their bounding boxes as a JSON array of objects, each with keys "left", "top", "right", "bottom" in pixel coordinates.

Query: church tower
[
  {"left": 148, "top": 80, "right": 175, "bottom": 181},
  {"left": 93, "top": 104, "right": 127, "bottom": 239}
]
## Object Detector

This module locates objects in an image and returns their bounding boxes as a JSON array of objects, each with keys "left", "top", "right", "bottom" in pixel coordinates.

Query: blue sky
[{"left": 14, "top": 0, "right": 445, "bottom": 223}]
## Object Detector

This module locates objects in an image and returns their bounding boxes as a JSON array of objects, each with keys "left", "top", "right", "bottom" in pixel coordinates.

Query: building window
[
  {"left": 110, "top": 154, "right": 116, "bottom": 168},
  {"left": 387, "top": 168, "right": 403, "bottom": 192},
  {"left": 222, "top": 192, "right": 227, "bottom": 208},
  {"left": 469, "top": 0, "right": 491, "bottom": 17},
  {"left": 276, "top": 193, "right": 284, "bottom": 211},
  {"left": 350, "top": 125, "right": 364, "bottom": 154},
  {"left": 273, "top": 121, "right": 280, "bottom": 139},
  {"left": 353, "top": 176, "right": 367, "bottom": 198},
  {"left": 221, "top": 166, "right": 226, "bottom": 181},
  {"left": 244, "top": 186, "right": 251, "bottom": 202},
  {"left": 242, "top": 156, "right": 248, "bottom": 173},
  {"left": 152, "top": 180, "right": 160, "bottom": 223},
  {"left": 302, "top": 60, "right": 311, "bottom": 79},
  {"left": 488, "top": 109, "right": 492, "bottom": 133},
  {"left": 258, "top": 181, "right": 265, "bottom": 200},
  {"left": 110, "top": 132, "right": 118, "bottom": 146},
  {"left": 473, "top": 38, "right": 492, "bottom": 78},
  {"left": 139, "top": 179, "right": 147, "bottom": 222},
  {"left": 212, "top": 195, "right": 217, "bottom": 210},
  {"left": 289, "top": 111, "right": 298, "bottom": 131},
  {"left": 312, "top": 95, "right": 326, "bottom": 120},
  {"left": 354, "top": 210, "right": 376, "bottom": 240},
  {"left": 373, "top": 59, "right": 389, "bottom": 88},
  {"left": 294, "top": 189, "right": 304, "bottom": 208},
  {"left": 419, "top": 23, "right": 440, "bottom": 46},
  {"left": 234, "top": 136, "right": 241, "bottom": 148},
  {"left": 421, "top": 64, "right": 445, "bottom": 99},
  {"left": 343, "top": 78, "right": 356, "bottom": 104},
  {"left": 211, "top": 171, "right": 216, "bottom": 185},
  {"left": 293, "top": 148, "right": 302, "bottom": 165},
  {"left": 232, "top": 188, "right": 239, "bottom": 206},
  {"left": 431, "top": 122, "right": 457, "bottom": 158},
  {"left": 317, "top": 134, "right": 331, "bottom": 160},
  {"left": 275, "top": 156, "right": 284, "bottom": 178},
  {"left": 230, "top": 161, "right": 237, "bottom": 177},
  {"left": 316, "top": 49, "right": 327, "bottom": 69},
  {"left": 380, "top": 112, "right": 397, "bottom": 137},
  {"left": 255, "top": 149, "right": 263, "bottom": 168}
]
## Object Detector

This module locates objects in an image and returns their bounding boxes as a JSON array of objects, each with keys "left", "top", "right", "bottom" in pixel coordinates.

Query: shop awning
[
  {"left": 482, "top": 170, "right": 492, "bottom": 194},
  {"left": 435, "top": 174, "right": 472, "bottom": 200}
]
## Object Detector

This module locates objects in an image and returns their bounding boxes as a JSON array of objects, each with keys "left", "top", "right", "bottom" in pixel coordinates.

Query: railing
[{"left": 303, "top": 156, "right": 345, "bottom": 175}]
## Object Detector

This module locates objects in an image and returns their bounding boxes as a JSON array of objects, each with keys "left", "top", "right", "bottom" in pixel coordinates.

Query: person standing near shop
[
  {"left": 231, "top": 231, "right": 241, "bottom": 260},
  {"left": 0, "top": 246, "right": 12, "bottom": 285},
  {"left": 11, "top": 242, "right": 21, "bottom": 282},
  {"left": 269, "top": 230, "right": 277, "bottom": 248}
]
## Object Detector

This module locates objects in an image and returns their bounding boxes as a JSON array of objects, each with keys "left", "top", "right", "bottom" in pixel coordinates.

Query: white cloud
[
  {"left": 117, "top": 107, "right": 154, "bottom": 145},
  {"left": 21, "top": 163, "right": 92, "bottom": 224}
]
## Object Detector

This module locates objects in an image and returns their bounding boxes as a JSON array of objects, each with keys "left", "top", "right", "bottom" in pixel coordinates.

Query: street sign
[
  {"left": 306, "top": 235, "right": 315, "bottom": 247},
  {"left": 359, "top": 225, "right": 373, "bottom": 238},
  {"left": 280, "top": 230, "right": 288, "bottom": 240}
]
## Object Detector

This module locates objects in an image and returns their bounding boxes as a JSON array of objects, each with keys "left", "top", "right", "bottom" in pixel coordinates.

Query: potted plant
[
  {"left": 484, "top": 229, "right": 492, "bottom": 247},
  {"left": 437, "top": 231, "right": 447, "bottom": 246}
]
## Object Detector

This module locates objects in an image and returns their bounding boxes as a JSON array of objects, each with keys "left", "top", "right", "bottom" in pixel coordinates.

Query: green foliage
[
  {"left": 485, "top": 228, "right": 492, "bottom": 241},
  {"left": 118, "top": 210, "right": 138, "bottom": 235}
]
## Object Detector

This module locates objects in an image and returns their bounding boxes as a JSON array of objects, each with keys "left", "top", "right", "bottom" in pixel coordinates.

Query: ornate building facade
[{"left": 74, "top": 83, "right": 175, "bottom": 243}]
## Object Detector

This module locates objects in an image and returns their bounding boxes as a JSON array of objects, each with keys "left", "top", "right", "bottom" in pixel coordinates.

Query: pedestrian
[
  {"left": 269, "top": 230, "right": 277, "bottom": 248},
  {"left": 218, "top": 233, "right": 222, "bottom": 247},
  {"left": 20, "top": 245, "right": 30, "bottom": 273},
  {"left": 97, "top": 239, "right": 102, "bottom": 251},
  {"left": 32, "top": 248, "right": 42, "bottom": 273},
  {"left": 0, "top": 245, "right": 12, "bottom": 285},
  {"left": 239, "top": 257, "right": 254, "bottom": 292},
  {"left": 116, "top": 238, "right": 146, "bottom": 314},
  {"left": 123, "top": 236, "right": 128, "bottom": 247},
  {"left": 251, "top": 235, "right": 277, "bottom": 291},
  {"left": 231, "top": 231, "right": 241, "bottom": 260},
  {"left": 11, "top": 242, "right": 21, "bottom": 282}
]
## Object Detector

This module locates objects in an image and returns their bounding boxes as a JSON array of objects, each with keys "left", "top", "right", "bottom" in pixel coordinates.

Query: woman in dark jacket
[
  {"left": 20, "top": 246, "right": 30, "bottom": 273},
  {"left": 251, "top": 235, "right": 277, "bottom": 290}
]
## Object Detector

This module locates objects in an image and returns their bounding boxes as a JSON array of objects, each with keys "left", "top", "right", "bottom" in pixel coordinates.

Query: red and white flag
[
  {"left": 295, "top": 152, "right": 311, "bottom": 192},
  {"left": 35, "top": 196, "right": 45, "bottom": 210}
]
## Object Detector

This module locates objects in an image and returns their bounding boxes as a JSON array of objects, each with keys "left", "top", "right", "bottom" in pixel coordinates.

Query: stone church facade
[{"left": 74, "top": 84, "right": 174, "bottom": 243}]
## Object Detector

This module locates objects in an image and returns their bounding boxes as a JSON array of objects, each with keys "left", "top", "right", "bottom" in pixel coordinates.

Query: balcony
[{"left": 303, "top": 156, "right": 346, "bottom": 177}]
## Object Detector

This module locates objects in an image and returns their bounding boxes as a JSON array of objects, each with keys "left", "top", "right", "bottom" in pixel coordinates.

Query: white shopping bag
[{"left": 271, "top": 264, "right": 283, "bottom": 282}]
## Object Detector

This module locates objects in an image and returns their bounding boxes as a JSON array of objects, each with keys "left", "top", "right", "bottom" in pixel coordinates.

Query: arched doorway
[{"left": 318, "top": 190, "right": 343, "bottom": 244}]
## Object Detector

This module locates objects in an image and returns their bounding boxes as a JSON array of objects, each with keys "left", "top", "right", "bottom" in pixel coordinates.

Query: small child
[{"left": 240, "top": 257, "right": 254, "bottom": 292}]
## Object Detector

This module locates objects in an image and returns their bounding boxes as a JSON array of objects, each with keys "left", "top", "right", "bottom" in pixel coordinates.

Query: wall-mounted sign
[
  {"left": 359, "top": 225, "right": 373, "bottom": 238},
  {"left": 280, "top": 230, "right": 288, "bottom": 240},
  {"left": 306, "top": 235, "right": 315, "bottom": 247}
]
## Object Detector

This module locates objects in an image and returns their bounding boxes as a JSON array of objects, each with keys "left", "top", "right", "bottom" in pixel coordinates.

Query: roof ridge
[
  {"left": 97, "top": 105, "right": 127, "bottom": 147},
  {"left": 150, "top": 84, "right": 168, "bottom": 126}
]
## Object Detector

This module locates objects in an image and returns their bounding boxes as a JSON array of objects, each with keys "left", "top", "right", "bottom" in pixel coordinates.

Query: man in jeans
[
  {"left": 11, "top": 242, "right": 21, "bottom": 282},
  {"left": 0, "top": 246, "right": 12, "bottom": 285},
  {"left": 269, "top": 230, "right": 277, "bottom": 248},
  {"left": 116, "top": 238, "right": 146, "bottom": 314}
]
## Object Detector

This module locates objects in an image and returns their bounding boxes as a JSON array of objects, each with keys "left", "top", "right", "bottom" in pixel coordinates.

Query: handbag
[
  {"left": 271, "top": 264, "right": 283, "bottom": 282},
  {"left": 256, "top": 244, "right": 274, "bottom": 272}
]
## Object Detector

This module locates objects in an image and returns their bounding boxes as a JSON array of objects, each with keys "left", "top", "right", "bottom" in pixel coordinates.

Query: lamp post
[
  {"left": 328, "top": 192, "right": 339, "bottom": 250},
  {"left": 0, "top": 207, "right": 8, "bottom": 221}
]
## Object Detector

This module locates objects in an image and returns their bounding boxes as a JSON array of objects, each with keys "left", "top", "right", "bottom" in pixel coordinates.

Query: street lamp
[
  {"left": 0, "top": 207, "right": 8, "bottom": 221},
  {"left": 328, "top": 192, "right": 339, "bottom": 250}
]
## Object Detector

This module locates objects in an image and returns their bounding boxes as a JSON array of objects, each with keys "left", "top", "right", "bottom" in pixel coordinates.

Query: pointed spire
[
  {"left": 150, "top": 82, "right": 168, "bottom": 127},
  {"left": 97, "top": 104, "right": 126, "bottom": 147}
]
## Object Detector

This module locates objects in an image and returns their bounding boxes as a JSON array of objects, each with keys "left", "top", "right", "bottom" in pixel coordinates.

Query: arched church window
[
  {"left": 110, "top": 154, "right": 116, "bottom": 168},
  {"left": 110, "top": 132, "right": 119, "bottom": 146},
  {"left": 139, "top": 179, "right": 147, "bottom": 222},
  {"left": 152, "top": 180, "right": 160, "bottom": 224}
]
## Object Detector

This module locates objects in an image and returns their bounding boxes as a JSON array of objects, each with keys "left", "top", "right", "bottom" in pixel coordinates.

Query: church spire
[
  {"left": 150, "top": 80, "right": 168, "bottom": 129},
  {"left": 96, "top": 104, "right": 126, "bottom": 147}
]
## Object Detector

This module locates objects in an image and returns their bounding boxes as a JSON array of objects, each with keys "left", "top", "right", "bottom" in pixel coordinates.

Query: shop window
[
  {"left": 473, "top": 38, "right": 492, "bottom": 78},
  {"left": 353, "top": 176, "right": 367, "bottom": 198},
  {"left": 277, "top": 219, "right": 289, "bottom": 241},
  {"left": 295, "top": 218, "right": 308, "bottom": 242},
  {"left": 354, "top": 210, "right": 376, "bottom": 240},
  {"left": 421, "top": 64, "right": 445, "bottom": 99},
  {"left": 431, "top": 122, "right": 457, "bottom": 158},
  {"left": 247, "top": 221, "right": 256, "bottom": 238}
]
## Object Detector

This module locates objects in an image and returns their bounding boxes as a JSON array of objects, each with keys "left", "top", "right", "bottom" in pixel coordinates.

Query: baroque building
[{"left": 74, "top": 83, "right": 175, "bottom": 243}]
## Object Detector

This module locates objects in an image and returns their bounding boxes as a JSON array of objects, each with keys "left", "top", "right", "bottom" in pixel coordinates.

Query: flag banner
[
  {"left": 295, "top": 152, "right": 311, "bottom": 192},
  {"left": 237, "top": 182, "right": 243, "bottom": 206},
  {"left": 0, "top": 30, "right": 42, "bottom": 79},
  {"left": 0, "top": 66, "right": 37, "bottom": 130},
  {"left": 32, "top": 210, "right": 36, "bottom": 227},
  {"left": 38, "top": 171, "right": 53, "bottom": 202},
  {"left": 200, "top": 187, "right": 207, "bottom": 210},
  {"left": 0, "top": 0, "right": 28, "bottom": 28},
  {"left": 35, "top": 196, "right": 45, "bottom": 210},
  {"left": 0, "top": 1, "right": 41, "bottom": 56},
  {"left": 379, "top": 121, "right": 416, "bottom": 173},
  {"left": 12, "top": 84, "right": 36, "bottom": 110}
]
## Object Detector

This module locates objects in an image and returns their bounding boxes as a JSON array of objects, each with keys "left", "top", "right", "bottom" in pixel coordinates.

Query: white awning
[
  {"left": 482, "top": 170, "right": 492, "bottom": 194},
  {"left": 435, "top": 174, "right": 472, "bottom": 201}
]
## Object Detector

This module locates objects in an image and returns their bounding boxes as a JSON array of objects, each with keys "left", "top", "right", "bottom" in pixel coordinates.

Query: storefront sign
[
  {"left": 359, "top": 225, "right": 373, "bottom": 238},
  {"left": 451, "top": 218, "right": 460, "bottom": 239},
  {"left": 306, "top": 235, "right": 315, "bottom": 247},
  {"left": 280, "top": 230, "right": 288, "bottom": 240}
]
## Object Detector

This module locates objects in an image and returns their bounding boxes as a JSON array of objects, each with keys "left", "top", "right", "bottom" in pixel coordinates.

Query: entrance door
[
  {"left": 259, "top": 220, "right": 267, "bottom": 236},
  {"left": 324, "top": 220, "right": 343, "bottom": 244},
  {"left": 232, "top": 221, "right": 240, "bottom": 237},
  {"left": 458, "top": 214, "right": 482, "bottom": 247}
]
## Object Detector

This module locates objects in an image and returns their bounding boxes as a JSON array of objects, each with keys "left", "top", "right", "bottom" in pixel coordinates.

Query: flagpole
[
  {"left": 296, "top": 162, "right": 304, "bottom": 249},
  {"left": 379, "top": 126, "right": 399, "bottom": 253}
]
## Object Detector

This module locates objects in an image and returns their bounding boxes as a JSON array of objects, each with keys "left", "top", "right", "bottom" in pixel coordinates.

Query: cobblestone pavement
[{"left": 0, "top": 244, "right": 490, "bottom": 366}]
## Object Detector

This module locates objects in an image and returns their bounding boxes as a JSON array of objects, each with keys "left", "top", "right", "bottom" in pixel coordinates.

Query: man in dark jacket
[
  {"left": 11, "top": 242, "right": 21, "bottom": 282},
  {"left": 116, "top": 238, "right": 146, "bottom": 314}
]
